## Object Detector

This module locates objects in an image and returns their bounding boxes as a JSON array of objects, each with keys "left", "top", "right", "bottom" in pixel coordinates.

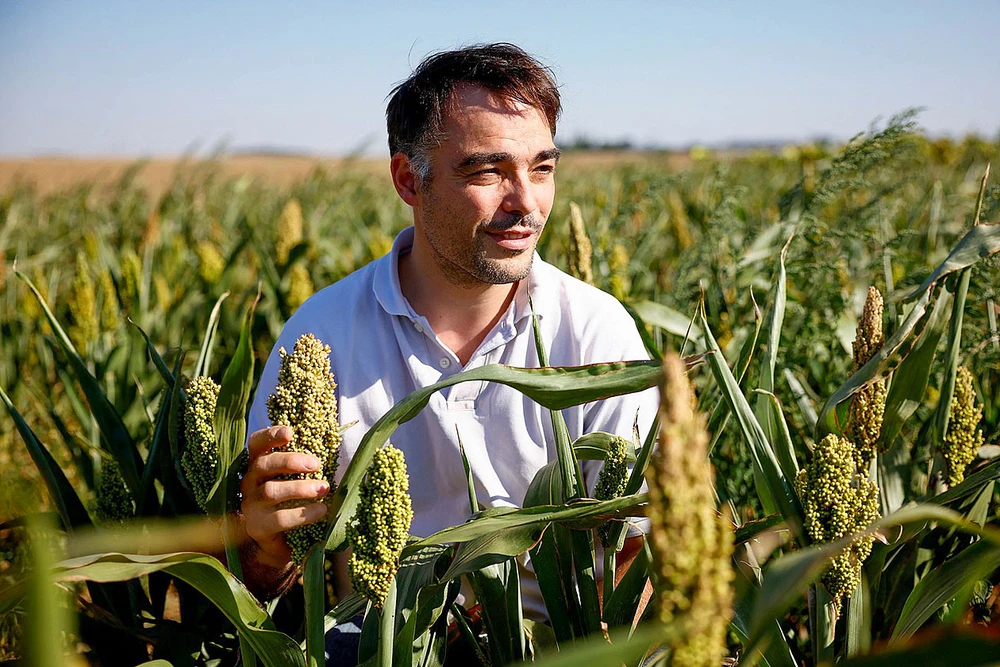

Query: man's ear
[{"left": 390, "top": 153, "right": 420, "bottom": 207}]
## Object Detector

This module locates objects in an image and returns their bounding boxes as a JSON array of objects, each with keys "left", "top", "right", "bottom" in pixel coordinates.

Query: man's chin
[{"left": 473, "top": 254, "right": 534, "bottom": 285}]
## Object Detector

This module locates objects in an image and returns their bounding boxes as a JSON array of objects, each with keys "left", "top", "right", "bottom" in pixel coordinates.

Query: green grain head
[
  {"left": 942, "top": 366, "right": 984, "bottom": 486},
  {"left": 794, "top": 434, "right": 880, "bottom": 616},
  {"left": 68, "top": 252, "right": 98, "bottom": 351},
  {"left": 275, "top": 199, "right": 304, "bottom": 268},
  {"left": 96, "top": 458, "right": 134, "bottom": 525},
  {"left": 848, "top": 286, "right": 887, "bottom": 469},
  {"left": 181, "top": 376, "right": 221, "bottom": 513},
  {"left": 196, "top": 240, "right": 225, "bottom": 284},
  {"left": 286, "top": 263, "right": 315, "bottom": 312},
  {"left": 646, "top": 354, "right": 733, "bottom": 667},
  {"left": 567, "top": 202, "right": 594, "bottom": 285},
  {"left": 595, "top": 435, "right": 629, "bottom": 547},
  {"left": 267, "top": 333, "right": 341, "bottom": 565},
  {"left": 347, "top": 444, "right": 413, "bottom": 608}
]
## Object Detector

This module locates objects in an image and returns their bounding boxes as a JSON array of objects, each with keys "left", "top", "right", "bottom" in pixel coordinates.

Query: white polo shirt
[{"left": 247, "top": 226, "right": 658, "bottom": 619}]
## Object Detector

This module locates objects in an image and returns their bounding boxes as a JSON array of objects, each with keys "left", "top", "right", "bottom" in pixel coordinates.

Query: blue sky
[{"left": 1, "top": 1, "right": 998, "bottom": 157}]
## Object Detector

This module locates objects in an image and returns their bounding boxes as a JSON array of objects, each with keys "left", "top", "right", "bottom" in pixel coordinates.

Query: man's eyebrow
[
  {"left": 536, "top": 148, "right": 562, "bottom": 164},
  {"left": 455, "top": 148, "right": 562, "bottom": 171},
  {"left": 455, "top": 152, "right": 516, "bottom": 171}
]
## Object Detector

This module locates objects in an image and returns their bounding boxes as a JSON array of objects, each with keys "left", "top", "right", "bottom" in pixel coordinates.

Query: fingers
[
  {"left": 254, "top": 451, "right": 322, "bottom": 479},
  {"left": 259, "top": 479, "right": 330, "bottom": 505},
  {"left": 245, "top": 502, "right": 328, "bottom": 543},
  {"left": 247, "top": 425, "right": 293, "bottom": 459}
]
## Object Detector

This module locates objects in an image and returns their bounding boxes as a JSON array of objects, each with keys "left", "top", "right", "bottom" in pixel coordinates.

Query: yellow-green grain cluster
[
  {"left": 608, "top": 243, "right": 631, "bottom": 300},
  {"left": 848, "top": 286, "right": 887, "bottom": 470},
  {"left": 96, "top": 458, "right": 134, "bottom": 524},
  {"left": 595, "top": 435, "right": 629, "bottom": 547},
  {"left": 120, "top": 249, "right": 143, "bottom": 312},
  {"left": 196, "top": 241, "right": 225, "bottom": 284},
  {"left": 347, "top": 445, "right": 413, "bottom": 608},
  {"left": 275, "top": 199, "right": 304, "bottom": 267},
  {"left": 68, "top": 253, "right": 97, "bottom": 351},
  {"left": 266, "top": 333, "right": 341, "bottom": 565},
  {"left": 567, "top": 202, "right": 593, "bottom": 284},
  {"left": 942, "top": 366, "right": 984, "bottom": 486},
  {"left": 286, "top": 263, "right": 314, "bottom": 311},
  {"left": 795, "top": 434, "right": 880, "bottom": 615},
  {"left": 645, "top": 353, "right": 733, "bottom": 667},
  {"left": 181, "top": 376, "right": 221, "bottom": 512},
  {"left": 98, "top": 268, "right": 118, "bottom": 331}
]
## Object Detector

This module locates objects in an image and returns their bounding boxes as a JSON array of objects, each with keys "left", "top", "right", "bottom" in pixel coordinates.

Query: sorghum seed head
[
  {"left": 181, "top": 376, "right": 221, "bottom": 513},
  {"left": 96, "top": 458, "right": 134, "bottom": 525},
  {"left": 196, "top": 241, "right": 225, "bottom": 284},
  {"left": 853, "top": 287, "right": 884, "bottom": 371},
  {"left": 646, "top": 353, "right": 733, "bottom": 667},
  {"left": 286, "top": 263, "right": 314, "bottom": 312},
  {"left": 942, "top": 366, "right": 984, "bottom": 486},
  {"left": 794, "top": 434, "right": 880, "bottom": 615},
  {"left": 595, "top": 435, "right": 629, "bottom": 547},
  {"left": 567, "top": 202, "right": 594, "bottom": 285},
  {"left": 848, "top": 286, "right": 887, "bottom": 469},
  {"left": 275, "top": 199, "right": 304, "bottom": 267},
  {"left": 347, "top": 445, "right": 413, "bottom": 608},
  {"left": 267, "top": 333, "right": 341, "bottom": 565},
  {"left": 68, "top": 252, "right": 98, "bottom": 351}
]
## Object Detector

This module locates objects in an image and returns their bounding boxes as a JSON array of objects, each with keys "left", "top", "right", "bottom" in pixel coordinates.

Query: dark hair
[{"left": 386, "top": 43, "right": 561, "bottom": 179}]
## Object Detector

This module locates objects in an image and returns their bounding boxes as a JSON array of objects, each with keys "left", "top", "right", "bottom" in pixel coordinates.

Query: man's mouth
[{"left": 484, "top": 227, "right": 536, "bottom": 251}]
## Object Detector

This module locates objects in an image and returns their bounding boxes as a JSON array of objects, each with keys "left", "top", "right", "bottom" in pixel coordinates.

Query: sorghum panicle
[
  {"left": 96, "top": 458, "right": 134, "bottom": 524},
  {"left": 608, "top": 243, "right": 631, "bottom": 300},
  {"left": 267, "top": 333, "right": 341, "bottom": 565},
  {"left": 196, "top": 241, "right": 225, "bottom": 284},
  {"left": 795, "top": 434, "right": 880, "bottom": 615},
  {"left": 942, "top": 366, "right": 984, "bottom": 486},
  {"left": 68, "top": 252, "right": 98, "bottom": 351},
  {"left": 347, "top": 444, "right": 413, "bottom": 608},
  {"left": 567, "top": 202, "right": 594, "bottom": 285},
  {"left": 595, "top": 435, "right": 629, "bottom": 547},
  {"left": 181, "top": 376, "right": 221, "bottom": 512},
  {"left": 275, "top": 199, "right": 304, "bottom": 268},
  {"left": 286, "top": 263, "right": 315, "bottom": 311},
  {"left": 848, "top": 286, "right": 887, "bottom": 469},
  {"left": 646, "top": 353, "right": 733, "bottom": 667},
  {"left": 98, "top": 268, "right": 118, "bottom": 331}
]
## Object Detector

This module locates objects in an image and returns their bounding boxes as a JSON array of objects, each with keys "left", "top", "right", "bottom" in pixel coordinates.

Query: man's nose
[{"left": 501, "top": 171, "right": 540, "bottom": 219}]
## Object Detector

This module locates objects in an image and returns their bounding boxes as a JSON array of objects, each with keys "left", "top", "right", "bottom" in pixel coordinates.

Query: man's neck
[{"left": 397, "top": 235, "right": 518, "bottom": 367}]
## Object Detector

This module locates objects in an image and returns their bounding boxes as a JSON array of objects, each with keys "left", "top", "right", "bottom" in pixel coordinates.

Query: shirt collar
[{"left": 372, "top": 225, "right": 555, "bottom": 323}]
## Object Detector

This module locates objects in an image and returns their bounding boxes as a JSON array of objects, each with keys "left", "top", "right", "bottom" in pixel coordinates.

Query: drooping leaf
[
  {"left": 890, "top": 539, "right": 1000, "bottom": 643},
  {"left": 53, "top": 552, "right": 305, "bottom": 667},
  {"left": 0, "top": 383, "right": 92, "bottom": 530},
  {"left": 325, "top": 360, "right": 661, "bottom": 552}
]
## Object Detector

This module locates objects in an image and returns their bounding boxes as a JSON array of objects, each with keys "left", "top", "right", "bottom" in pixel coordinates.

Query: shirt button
[
  {"left": 414, "top": 322, "right": 424, "bottom": 333},
  {"left": 439, "top": 358, "right": 451, "bottom": 369}
]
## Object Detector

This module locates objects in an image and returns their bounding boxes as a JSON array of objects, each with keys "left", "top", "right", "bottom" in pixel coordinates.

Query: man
[{"left": 239, "top": 43, "right": 657, "bottom": 660}]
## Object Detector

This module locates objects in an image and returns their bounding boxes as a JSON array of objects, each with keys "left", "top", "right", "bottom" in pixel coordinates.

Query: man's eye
[{"left": 534, "top": 165, "right": 555, "bottom": 174}]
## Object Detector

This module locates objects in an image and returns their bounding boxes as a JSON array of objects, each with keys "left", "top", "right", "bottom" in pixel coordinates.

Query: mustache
[{"left": 481, "top": 214, "right": 545, "bottom": 233}]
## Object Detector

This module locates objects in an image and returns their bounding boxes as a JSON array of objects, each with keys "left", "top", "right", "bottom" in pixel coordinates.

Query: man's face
[{"left": 411, "top": 84, "right": 559, "bottom": 287}]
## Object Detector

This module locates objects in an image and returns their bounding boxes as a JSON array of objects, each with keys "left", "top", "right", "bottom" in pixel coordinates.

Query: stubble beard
[{"left": 423, "top": 211, "right": 546, "bottom": 288}]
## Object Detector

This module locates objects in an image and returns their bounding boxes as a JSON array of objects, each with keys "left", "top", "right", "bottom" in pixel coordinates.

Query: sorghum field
[{"left": 2, "top": 113, "right": 999, "bottom": 666}]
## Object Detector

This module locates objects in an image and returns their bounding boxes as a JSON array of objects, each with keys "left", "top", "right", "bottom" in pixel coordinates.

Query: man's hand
[{"left": 241, "top": 425, "right": 330, "bottom": 570}]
